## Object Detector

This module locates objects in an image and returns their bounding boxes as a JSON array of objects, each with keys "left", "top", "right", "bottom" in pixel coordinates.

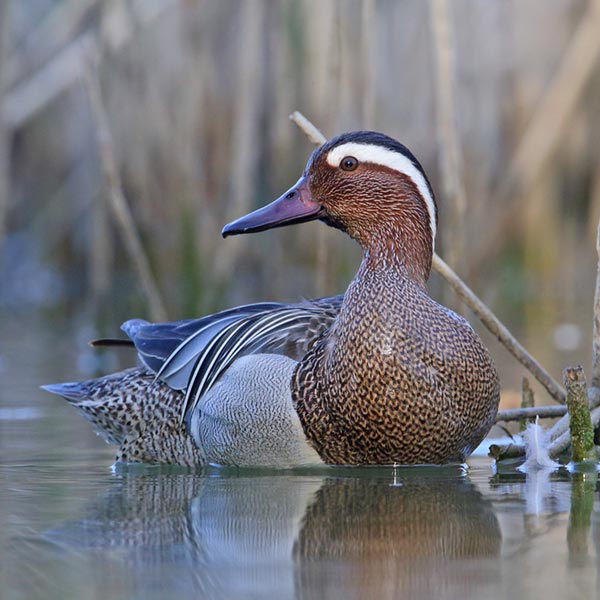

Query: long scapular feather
[
  {"left": 179, "top": 306, "right": 331, "bottom": 423},
  {"left": 156, "top": 314, "right": 249, "bottom": 389},
  {"left": 151, "top": 303, "right": 286, "bottom": 388}
]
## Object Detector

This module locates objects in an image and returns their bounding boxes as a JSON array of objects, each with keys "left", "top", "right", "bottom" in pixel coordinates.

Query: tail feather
[
  {"left": 41, "top": 382, "right": 90, "bottom": 402},
  {"left": 40, "top": 367, "right": 204, "bottom": 466},
  {"left": 40, "top": 368, "right": 153, "bottom": 445}
]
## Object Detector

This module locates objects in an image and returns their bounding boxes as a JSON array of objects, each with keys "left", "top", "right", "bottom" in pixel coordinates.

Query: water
[{"left": 1, "top": 321, "right": 599, "bottom": 599}]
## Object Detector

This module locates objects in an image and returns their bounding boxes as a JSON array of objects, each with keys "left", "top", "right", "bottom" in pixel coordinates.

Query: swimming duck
[{"left": 44, "top": 131, "right": 500, "bottom": 467}]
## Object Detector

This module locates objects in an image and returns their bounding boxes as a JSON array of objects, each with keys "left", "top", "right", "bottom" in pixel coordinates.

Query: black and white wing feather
[{"left": 120, "top": 296, "right": 342, "bottom": 422}]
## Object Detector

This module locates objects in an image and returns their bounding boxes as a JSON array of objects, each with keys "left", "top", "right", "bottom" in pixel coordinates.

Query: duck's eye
[{"left": 340, "top": 156, "right": 359, "bottom": 171}]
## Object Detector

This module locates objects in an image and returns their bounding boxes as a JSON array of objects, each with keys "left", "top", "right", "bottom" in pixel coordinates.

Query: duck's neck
[
  {"left": 292, "top": 227, "right": 435, "bottom": 463},
  {"left": 357, "top": 223, "right": 432, "bottom": 288}
]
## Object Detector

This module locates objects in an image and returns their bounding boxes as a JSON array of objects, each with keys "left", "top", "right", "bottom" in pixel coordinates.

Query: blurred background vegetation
[{"left": 1, "top": 0, "right": 600, "bottom": 410}]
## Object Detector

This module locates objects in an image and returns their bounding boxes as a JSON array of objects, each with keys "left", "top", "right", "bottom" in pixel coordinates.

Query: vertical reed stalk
[
  {"left": 89, "top": 184, "right": 110, "bottom": 313},
  {"left": 216, "top": 0, "right": 265, "bottom": 281},
  {"left": 361, "top": 0, "right": 376, "bottom": 130},
  {"left": 0, "top": 1, "right": 10, "bottom": 257},
  {"left": 429, "top": 0, "right": 467, "bottom": 281},
  {"left": 520, "top": 377, "right": 535, "bottom": 431},
  {"left": 522, "top": 167, "right": 558, "bottom": 367},
  {"left": 587, "top": 162, "right": 600, "bottom": 243},
  {"left": 84, "top": 67, "right": 168, "bottom": 322},
  {"left": 310, "top": 0, "right": 341, "bottom": 298},
  {"left": 471, "top": 0, "right": 600, "bottom": 275}
]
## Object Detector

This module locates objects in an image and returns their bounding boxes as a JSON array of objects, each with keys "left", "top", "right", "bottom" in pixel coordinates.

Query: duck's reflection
[
  {"left": 48, "top": 468, "right": 501, "bottom": 598},
  {"left": 294, "top": 475, "right": 501, "bottom": 598}
]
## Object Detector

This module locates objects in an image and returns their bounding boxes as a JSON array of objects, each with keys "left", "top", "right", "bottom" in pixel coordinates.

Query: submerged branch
[
  {"left": 496, "top": 405, "right": 567, "bottom": 422},
  {"left": 488, "top": 443, "right": 524, "bottom": 461},
  {"left": 290, "top": 110, "right": 566, "bottom": 404},
  {"left": 490, "top": 400, "right": 600, "bottom": 462}
]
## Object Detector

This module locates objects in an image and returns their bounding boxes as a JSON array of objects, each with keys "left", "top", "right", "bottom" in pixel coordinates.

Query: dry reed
[
  {"left": 0, "top": 1, "right": 10, "bottom": 256},
  {"left": 84, "top": 67, "right": 168, "bottom": 322},
  {"left": 472, "top": 0, "right": 600, "bottom": 275},
  {"left": 429, "top": 0, "right": 467, "bottom": 279}
]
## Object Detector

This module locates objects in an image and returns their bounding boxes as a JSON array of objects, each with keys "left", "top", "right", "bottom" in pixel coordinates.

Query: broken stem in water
[
  {"left": 490, "top": 403, "right": 600, "bottom": 461},
  {"left": 564, "top": 366, "right": 596, "bottom": 463}
]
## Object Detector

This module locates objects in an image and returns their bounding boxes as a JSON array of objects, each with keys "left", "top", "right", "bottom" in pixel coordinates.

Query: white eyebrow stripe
[{"left": 325, "top": 142, "right": 437, "bottom": 244}]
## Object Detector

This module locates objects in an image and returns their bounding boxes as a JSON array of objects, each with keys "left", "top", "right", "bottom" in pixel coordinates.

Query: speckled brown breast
[{"left": 292, "top": 268, "right": 500, "bottom": 465}]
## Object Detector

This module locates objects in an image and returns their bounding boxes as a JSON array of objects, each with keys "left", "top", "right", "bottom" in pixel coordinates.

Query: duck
[{"left": 43, "top": 130, "right": 500, "bottom": 467}]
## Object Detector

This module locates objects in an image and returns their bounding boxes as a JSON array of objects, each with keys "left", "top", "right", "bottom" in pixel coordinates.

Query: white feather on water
[{"left": 518, "top": 420, "right": 559, "bottom": 472}]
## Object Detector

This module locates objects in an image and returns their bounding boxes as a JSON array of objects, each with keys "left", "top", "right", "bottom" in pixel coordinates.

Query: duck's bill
[{"left": 222, "top": 176, "right": 323, "bottom": 237}]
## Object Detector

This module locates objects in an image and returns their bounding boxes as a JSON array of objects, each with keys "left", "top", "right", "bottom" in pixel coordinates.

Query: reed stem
[
  {"left": 519, "top": 377, "right": 535, "bottom": 431},
  {"left": 84, "top": 67, "right": 168, "bottom": 323},
  {"left": 564, "top": 366, "right": 596, "bottom": 463}
]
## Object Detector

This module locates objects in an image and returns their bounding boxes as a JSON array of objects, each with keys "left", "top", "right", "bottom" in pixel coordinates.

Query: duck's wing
[
  {"left": 179, "top": 296, "right": 342, "bottom": 422},
  {"left": 122, "top": 296, "right": 342, "bottom": 420},
  {"left": 121, "top": 302, "right": 286, "bottom": 382}
]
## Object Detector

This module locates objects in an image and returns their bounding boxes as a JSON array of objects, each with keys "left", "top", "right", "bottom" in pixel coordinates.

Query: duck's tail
[
  {"left": 42, "top": 368, "right": 154, "bottom": 446},
  {"left": 42, "top": 367, "right": 204, "bottom": 465}
]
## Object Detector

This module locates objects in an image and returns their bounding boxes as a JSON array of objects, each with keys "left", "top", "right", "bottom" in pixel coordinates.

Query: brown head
[{"left": 223, "top": 131, "right": 437, "bottom": 286}]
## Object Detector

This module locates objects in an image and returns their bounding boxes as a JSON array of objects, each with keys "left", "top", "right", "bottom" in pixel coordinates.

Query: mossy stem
[{"left": 564, "top": 366, "right": 597, "bottom": 463}]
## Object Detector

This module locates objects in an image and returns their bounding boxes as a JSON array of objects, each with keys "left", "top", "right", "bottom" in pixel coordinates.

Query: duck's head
[{"left": 223, "top": 131, "right": 437, "bottom": 284}]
